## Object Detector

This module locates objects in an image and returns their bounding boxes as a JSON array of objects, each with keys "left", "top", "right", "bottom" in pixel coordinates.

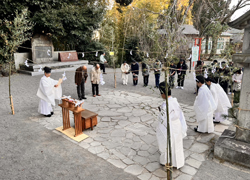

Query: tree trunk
[
  {"left": 209, "top": 36, "right": 219, "bottom": 60},
  {"left": 205, "top": 35, "right": 209, "bottom": 54}
]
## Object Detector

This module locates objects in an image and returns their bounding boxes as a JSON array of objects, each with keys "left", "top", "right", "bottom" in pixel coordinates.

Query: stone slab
[
  {"left": 124, "top": 165, "right": 144, "bottom": 176},
  {"left": 214, "top": 129, "right": 250, "bottom": 168}
]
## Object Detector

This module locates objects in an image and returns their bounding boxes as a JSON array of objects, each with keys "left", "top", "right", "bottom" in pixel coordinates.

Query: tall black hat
[{"left": 43, "top": 66, "right": 51, "bottom": 73}]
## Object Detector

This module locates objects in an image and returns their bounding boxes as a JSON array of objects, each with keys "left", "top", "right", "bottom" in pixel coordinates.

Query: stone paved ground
[
  {"left": 31, "top": 88, "right": 233, "bottom": 180},
  {"left": 0, "top": 65, "right": 248, "bottom": 179}
]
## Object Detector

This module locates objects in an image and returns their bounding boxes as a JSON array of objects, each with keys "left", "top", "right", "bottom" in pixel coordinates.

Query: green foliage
[
  {"left": 0, "top": 0, "right": 107, "bottom": 54},
  {"left": 124, "top": 36, "right": 143, "bottom": 63},
  {"left": 220, "top": 43, "right": 236, "bottom": 60},
  {"left": 0, "top": 8, "right": 34, "bottom": 65}
]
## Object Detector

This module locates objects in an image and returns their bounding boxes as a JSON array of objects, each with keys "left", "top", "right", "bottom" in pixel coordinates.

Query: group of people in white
[{"left": 156, "top": 74, "right": 233, "bottom": 169}]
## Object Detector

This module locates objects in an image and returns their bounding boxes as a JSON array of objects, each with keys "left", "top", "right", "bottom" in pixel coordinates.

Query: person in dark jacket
[
  {"left": 154, "top": 60, "right": 162, "bottom": 88},
  {"left": 131, "top": 60, "right": 139, "bottom": 86},
  {"left": 142, "top": 62, "right": 150, "bottom": 86},
  {"left": 75, "top": 66, "right": 88, "bottom": 100},
  {"left": 176, "top": 59, "right": 188, "bottom": 89}
]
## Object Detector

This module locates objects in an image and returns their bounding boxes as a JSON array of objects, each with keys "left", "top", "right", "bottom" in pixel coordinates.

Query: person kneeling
[{"left": 156, "top": 82, "right": 187, "bottom": 169}]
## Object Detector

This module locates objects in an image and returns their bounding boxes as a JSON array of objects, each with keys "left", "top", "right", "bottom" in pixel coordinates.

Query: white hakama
[
  {"left": 156, "top": 97, "right": 187, "bottom": 169},
  {"left": 37, "top": 75, "right": 62, "bottom": 115},
  {"left": 212, "top": 83, "right": 232, "bottom": 122},
  {"left": 194, "top": 84, "right": 217, "bottom": 133}
]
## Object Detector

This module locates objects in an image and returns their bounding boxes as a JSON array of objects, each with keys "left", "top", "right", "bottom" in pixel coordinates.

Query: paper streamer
[
  {"left": 25, "top": 59, "right": 29, "bottom": 67},
  {"left": 100, "top": 73, "right": 105, "bottom": 85},
  {"left": 61, "top": 95, "right": 71, "bottom": 99},
  {"left": 165, "top": 53, "right": 168, "bottom": 58},
  {"left": 38, "top": 66, "right": 43, "bottom": 72},
  {"left": 75, "top": 100, "right": 84, "bottom": 107},
  {"left": 47, "top": 49, "right": 51, "bottom": 56},
  {"left": 96, "top": 51, "right": 98, "bottom": 57},
  {"left": 82, "top": 53, "right": 84, "bottom": 57},
  {"left": 204, "top": 68, "right": 208, "bottom": 78},
  {"left": 130, "top": 50, "right": 133, "bottom": 55},
  {"left": 147, "top": 53, "right": 149, "bottom": 58},
  {"left": 188, "top": 54, "right": 192, "bottom": 60},
  {"left": 62, "top": 71, "right": 67, "bottom": 81},
  {"left": 67, "top": 53, "right": 71, "bottom": 59}
]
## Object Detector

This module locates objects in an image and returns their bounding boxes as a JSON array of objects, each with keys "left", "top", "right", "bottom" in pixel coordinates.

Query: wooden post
[
  {"left": 9, "top": 62, "right": 14, "bottom": 115},
  {"left": 165, "top": 69, "right": 172, "bottom": 180}
]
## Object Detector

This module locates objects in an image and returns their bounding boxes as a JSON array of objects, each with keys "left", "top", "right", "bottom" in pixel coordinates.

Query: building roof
[
  {"left": 228, "top": 10, "right": 250, "bottom": 29},
  {"left": 180, "top": 24, "right": 199, "bottom": 35},
  {"left": 158, "top": 25, "right": 232, "bottom": 37}
]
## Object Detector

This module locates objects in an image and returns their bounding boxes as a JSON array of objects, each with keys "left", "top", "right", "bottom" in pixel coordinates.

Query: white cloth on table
[
  {"left": 210, "top": 83, "right": 232, "bottom": 122},
  {"left": 156, "top": 97, "right": 187, "bottom": 169},
  {"left": 194, "top": 84, "right": 217, "bottom": 133},
  {"left": 37, "top": 75, "right": 62, "bottom": 115}
]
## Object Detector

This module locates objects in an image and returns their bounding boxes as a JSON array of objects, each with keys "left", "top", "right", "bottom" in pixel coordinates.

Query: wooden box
[{"left": 81, "top": 109, "right": 98, "bottom": 130}]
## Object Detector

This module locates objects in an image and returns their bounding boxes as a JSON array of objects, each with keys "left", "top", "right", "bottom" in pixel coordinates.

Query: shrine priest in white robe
[
  {"left": 194, "top": 75, "right": 217, "bottom": 133},
  {"left": 205, "top": 77, "right": 232, "bottom": 123},
  {"left": 156, "top": 82, "right": 187, "bottom": 169},
  {"left": 37, "top": 67, "right": 62, "bottom": 117}
]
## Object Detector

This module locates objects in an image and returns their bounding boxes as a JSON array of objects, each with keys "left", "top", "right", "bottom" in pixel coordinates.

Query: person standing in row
[
  {"left": 194, "top": 75, "right": 217, "bottom": 133},
  {"left": 142, "top": 62, "right": 150, "bottom": 87},
  {"left": 37, "top": 67, "right": 62, "bottom": 117},
  {"left": 156, "top": 81, "right": 187, "bottom": 169},
  {"left": 194, "top": 61, "right": 203, "bottom": 93},
  {"left": 205, "top": 77, "right": 232, "bottom": 123},
  {"left": 154, "top": 60, "right": 161, "bottom": 88},
  {"left": 90, "top": 64, "right": 101, "bottom": 97},
  {"left": 176, "top": 59, "right": 187, "bottom": 89},
  {"left": 75, "top": 65, "right": 88, "bottom": 100},
  {"left": 131, "top": 60, "right": 139, "bottom": 86},
  {"left": 232, "top": 69, "right": 243, "bottom": 103},
  {"left": 99, "top": 52, "right": 107, "bottom": 74},
  {"left": 169, "top": 61, "right": 176, "bottom": 89},
  {"left": 121, "top": 61, "right": 130, "bottom": 85}
]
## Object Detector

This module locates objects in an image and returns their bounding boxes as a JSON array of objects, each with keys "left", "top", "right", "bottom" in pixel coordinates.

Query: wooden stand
[
  {"left": 81, "top": 109, "right": 98, "bottom": 130},
  {"left": 59, "top": 99, "right": 85, "bottom": 137}
]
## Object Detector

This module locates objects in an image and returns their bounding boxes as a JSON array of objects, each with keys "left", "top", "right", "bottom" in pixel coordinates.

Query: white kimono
[
  {"left": 194, "top": 84, "right": 217, "bottom": 133},
  {"left": 210, "top": 83, "right": 232, "bottom": 122},
  {"left": 156, "top": 97, "right": 187, "bottom": 169},
  {"left": 121, "top": 63, "right": 130, "bottom": 85},
  {"left": 37, "top": 75, "right": 62, "bottom": 115}
]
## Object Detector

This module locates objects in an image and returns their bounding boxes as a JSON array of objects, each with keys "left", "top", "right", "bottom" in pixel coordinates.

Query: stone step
[{"left": 18, "top": 64, "right": 93, "bottom": 76}]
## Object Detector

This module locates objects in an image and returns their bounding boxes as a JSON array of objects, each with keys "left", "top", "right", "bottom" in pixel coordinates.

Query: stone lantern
[{"left": 214, "top": 10, "right": 250, "bottom": 167}]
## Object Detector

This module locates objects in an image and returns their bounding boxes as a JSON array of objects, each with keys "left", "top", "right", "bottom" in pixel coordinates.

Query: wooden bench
[{"left": 81, "top": 110, "right": 98, "bottom": 130}]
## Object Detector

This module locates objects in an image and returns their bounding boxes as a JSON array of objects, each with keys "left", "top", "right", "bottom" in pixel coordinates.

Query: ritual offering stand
[{"left": 59, "top": 97, "right": 85, "bottom": 137}]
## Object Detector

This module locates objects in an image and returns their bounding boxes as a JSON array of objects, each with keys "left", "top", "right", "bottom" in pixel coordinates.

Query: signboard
[
  {"left": 109, "top": 51, "right": 114, "bottom": 56},
  {"left": 192, "top": 46, "right": 199, "bottom": 62},
  {"left": 35, "top": 46, "right": 52, "bottom": 58}
]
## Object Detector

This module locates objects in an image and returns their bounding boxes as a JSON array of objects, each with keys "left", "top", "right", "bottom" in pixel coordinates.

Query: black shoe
[
  {"left": 82, "top": 97, "right": 87, "bottom": 99},
  {"left": 213, "top": 121, "right": 220, "bottom": 124},
  {"left": 103, "top": 72, "right": 107, "bottom": 74},
  {"left": 194, "top": 126, "right": 199, "bottom": 132},
  {"left": 51, "top": 112, "right": 54, "bottom": 116},
  {"left": 44, "top": 114, "right": 51, "bottom": 117},
  {"left": 79, "top": 97, "right": 82, "bottom": 100}
]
